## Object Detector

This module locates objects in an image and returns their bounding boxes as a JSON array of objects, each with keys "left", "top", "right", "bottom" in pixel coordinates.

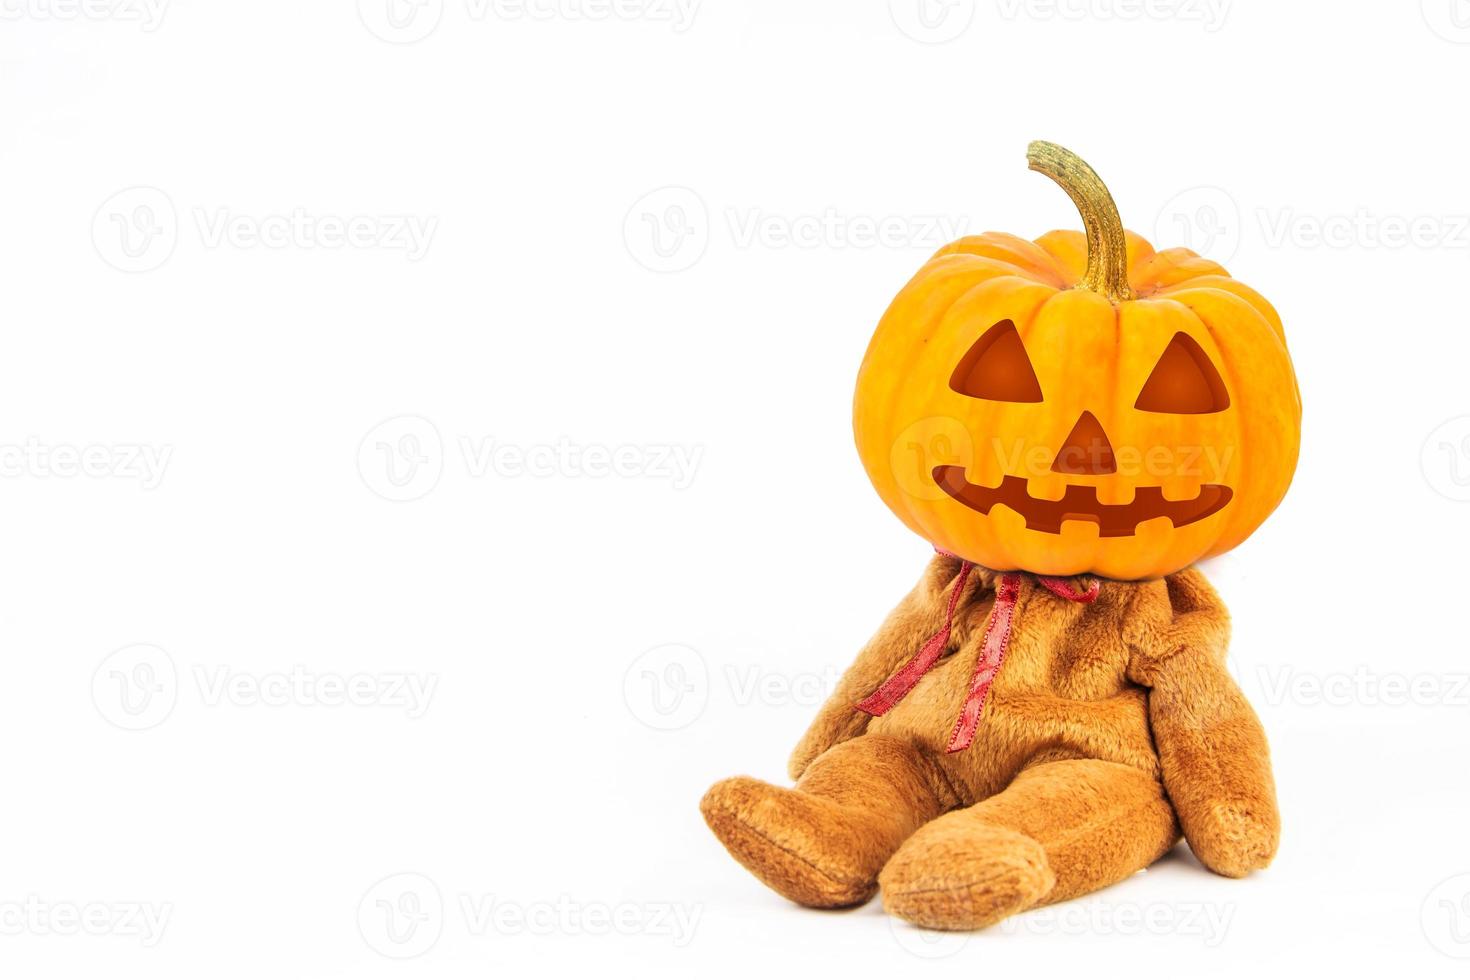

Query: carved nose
[{"left": 1051, "top": 411, "right": 1117, "bottom": 475}]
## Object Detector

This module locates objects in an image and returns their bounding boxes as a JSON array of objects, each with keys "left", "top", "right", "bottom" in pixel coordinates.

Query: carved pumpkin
[{"left": 853, "top": 142, "right": 1300, "bottom": 580}]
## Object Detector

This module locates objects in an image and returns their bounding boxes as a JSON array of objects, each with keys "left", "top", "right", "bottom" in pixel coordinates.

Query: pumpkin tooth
[
  {"left": 1093, "top": 481, "right": 1137, "bottom": 507},
  {"left": 1159, "top": 480, "right": 1202, "bottom": 503},
  {"left": 1025, "top": 474, "right": 1068, "bottom": 503}
]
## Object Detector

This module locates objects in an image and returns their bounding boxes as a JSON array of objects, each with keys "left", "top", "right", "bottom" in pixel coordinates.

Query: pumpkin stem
[{"left": 1026, "top": 141, "right": 1134, "bottom": 303}]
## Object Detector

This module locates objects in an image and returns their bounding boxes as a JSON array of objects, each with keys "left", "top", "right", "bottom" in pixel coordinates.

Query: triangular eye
[
  {"left": 1135, "top": 332, "right": 1230, "bottom": 414},
  {"left": 949, "top": 319, "right": 1043, "bottom": 402}
]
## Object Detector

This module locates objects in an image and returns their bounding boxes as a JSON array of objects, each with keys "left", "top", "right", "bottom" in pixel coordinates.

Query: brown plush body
[{"left": 701, "top": 554, "right": 1278, "bottom": 930}]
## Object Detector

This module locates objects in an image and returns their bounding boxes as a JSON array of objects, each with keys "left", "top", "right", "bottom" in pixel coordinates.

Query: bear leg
[
  {"left": 701, "top": 735, "right": 952, "bottom": 909},
  {"left": 880, "top": 758, "right": 1179, "bottom": 930}
]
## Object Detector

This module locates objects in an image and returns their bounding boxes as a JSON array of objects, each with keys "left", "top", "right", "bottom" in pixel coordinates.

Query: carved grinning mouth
[{"left": 932, "top": 466, "right": 1233, "bottom": 537}]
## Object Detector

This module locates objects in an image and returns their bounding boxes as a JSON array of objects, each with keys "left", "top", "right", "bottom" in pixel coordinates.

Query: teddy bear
[{"left": 700, "top": 142, "right": 1300, "bottom": 932}]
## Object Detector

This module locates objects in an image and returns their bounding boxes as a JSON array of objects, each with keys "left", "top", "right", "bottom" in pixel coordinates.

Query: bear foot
[
  {"left": 879, "top": 820, "right": 1055, "bottom": 931},
  {"left": 700, "top": 776, "right": 893, "bottom": 909}
]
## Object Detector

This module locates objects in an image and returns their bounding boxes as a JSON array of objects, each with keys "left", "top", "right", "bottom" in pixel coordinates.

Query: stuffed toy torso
[{"left": 843, "top": 557, "right": 1165, "bottom": 801}]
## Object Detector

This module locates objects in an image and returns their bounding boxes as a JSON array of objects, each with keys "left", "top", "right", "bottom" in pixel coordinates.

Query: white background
[{"left": 3, "top": 1, "right": 1469, "bottom": 976}]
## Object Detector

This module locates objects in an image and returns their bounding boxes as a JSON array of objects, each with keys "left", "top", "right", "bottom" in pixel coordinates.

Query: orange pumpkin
[{"left": 853, "top": 142, "right": 1300, "bottom": 580}]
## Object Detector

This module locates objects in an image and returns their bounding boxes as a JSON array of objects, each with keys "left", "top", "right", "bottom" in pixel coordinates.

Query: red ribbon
[{"left": 855, "top": 562, "right": 1099, "bottom": 754}]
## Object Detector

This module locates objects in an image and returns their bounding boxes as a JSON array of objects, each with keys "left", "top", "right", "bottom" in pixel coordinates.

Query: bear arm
[{"left": 1127, "top": 568, "right": 1280, "bottom": 878}]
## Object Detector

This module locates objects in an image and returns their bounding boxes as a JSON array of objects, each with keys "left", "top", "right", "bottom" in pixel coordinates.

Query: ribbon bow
[{"left": 855, "top": 560, "right": 1099, "bottom": 753}]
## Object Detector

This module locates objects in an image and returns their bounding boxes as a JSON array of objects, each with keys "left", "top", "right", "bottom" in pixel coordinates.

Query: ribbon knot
[{"left": 854, "top": 561, "right": 1099, "bottom": 753}]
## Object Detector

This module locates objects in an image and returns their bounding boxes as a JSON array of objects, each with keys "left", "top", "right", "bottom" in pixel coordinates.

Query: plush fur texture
[{"left": 701, "top": 554, "right": 1278, "bottom": 931}]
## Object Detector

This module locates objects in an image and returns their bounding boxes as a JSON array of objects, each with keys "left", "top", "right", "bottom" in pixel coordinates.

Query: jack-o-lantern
[{"left": 854, "top": 142, "right": 1300, "bottom": 580}]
